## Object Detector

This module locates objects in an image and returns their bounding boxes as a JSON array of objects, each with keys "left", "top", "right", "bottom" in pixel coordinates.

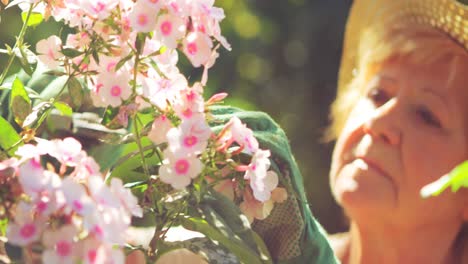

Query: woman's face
[{"left": 329, "top": 53, "right": 468, "bottom": 229}]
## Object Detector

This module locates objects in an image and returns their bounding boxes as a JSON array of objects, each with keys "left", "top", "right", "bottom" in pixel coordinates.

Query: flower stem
[
  {"left": 133, "top": 115, "right": 150, "bottom": 176},
  {"left": 0, "top": 5, "right": 34, "bottom": 86}
]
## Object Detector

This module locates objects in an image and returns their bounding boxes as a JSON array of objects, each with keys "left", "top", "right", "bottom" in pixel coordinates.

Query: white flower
[
  {"left": 155, "top": 13, "right": 186, "bottom": 49},
  {"left": 148, "top": 115, "right": 173, "bottom": 145},
  {"left": 41, "top": 225, "right": 78, "bottom": 264},
  {"left": 228, "top": 117, "right": 259, "bottom": 154},
  {"left": 159, "top": 149, "right": 203, "bottom": 189},
  {"left": 79, "top": 0, "right": 119, "bottom": 20},
  {"left": 141, "top": 71, "right": 187, "bottom": 110},
  {"left": 36, "top": 35, "right": 63, "bottom": 69},
  {"left": 167, "top": 116, "right": 211, "bottom": 154},
  {"left": 6, "top": 203, "right": 45, "bottom": 246},
  {"left": 183, "top": 32, "right": 213, "bottom": 67},
  {"left": 129, "top": 0, "right": 158, "bottom": 32},
  {"left": 97, "top": 71, "right": 132, "bottom": 107},
  {"left": 61, "top": 177, "right": 96, "bottom": 217},
  {"left": 244, "top": 150, "right": 279, "bottom": 202},
  {"left": 110, "top": 177, "right": 143, "bottom": 217}
]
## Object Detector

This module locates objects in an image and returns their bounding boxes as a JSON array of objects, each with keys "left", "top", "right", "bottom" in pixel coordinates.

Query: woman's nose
[{"left": 362, "top": 100, "right": 401, "bottom": 145}]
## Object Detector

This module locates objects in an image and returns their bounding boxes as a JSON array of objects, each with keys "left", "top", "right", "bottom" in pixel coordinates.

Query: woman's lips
[{"left": 351, "top": 157, "right": 392, "bottom": 181}]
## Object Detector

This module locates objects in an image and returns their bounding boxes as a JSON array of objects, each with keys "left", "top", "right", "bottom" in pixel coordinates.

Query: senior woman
[{"left": 327, "top": 0, "right": 468, "bottom": 263}]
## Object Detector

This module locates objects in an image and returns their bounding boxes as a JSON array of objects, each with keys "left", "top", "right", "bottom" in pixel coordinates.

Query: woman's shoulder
[{"left": 327, "top": 231, "right": 350, "bottom": 263}]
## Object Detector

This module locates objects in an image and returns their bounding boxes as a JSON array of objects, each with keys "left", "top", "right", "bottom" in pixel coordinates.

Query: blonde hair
[{"left": 326, "top": 23, "right": 468, "bottom": 141}]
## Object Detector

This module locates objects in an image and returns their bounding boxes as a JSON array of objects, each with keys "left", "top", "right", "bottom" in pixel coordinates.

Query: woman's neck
[{"left": 344, "top": 220, "right": 462, "bottom": 264}]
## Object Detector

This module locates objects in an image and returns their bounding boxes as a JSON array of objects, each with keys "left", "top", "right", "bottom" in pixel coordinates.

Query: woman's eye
[
  {"left": 417, "top": 107, "right": 442, "bottom": 128},
  {"left": 367, "top": 88, "right": 390, "bottom": 106}
]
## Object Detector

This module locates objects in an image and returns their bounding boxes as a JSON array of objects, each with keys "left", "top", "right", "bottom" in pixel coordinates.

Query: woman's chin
[{"left": 332, "top": 163, "right": 397, "bottom": 219}]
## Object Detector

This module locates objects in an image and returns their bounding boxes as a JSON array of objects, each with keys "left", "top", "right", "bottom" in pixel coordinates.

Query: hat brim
[{"left": 337, "top": 0, "right": 468, "bottom": 95}]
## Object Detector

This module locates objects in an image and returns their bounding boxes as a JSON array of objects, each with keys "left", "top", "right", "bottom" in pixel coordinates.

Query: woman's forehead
[{"left": 362, "top": 46, "right": 467, "bottom": 86}]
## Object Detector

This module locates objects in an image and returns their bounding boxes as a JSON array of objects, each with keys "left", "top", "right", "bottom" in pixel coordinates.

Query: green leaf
[
  {"left": 0, "top": 116, "right": 22, "bottom": 156},
  {"left": 21, "top": 11, "right": 43, "bottom": 27},
  {"left": 67, "top": 77, "right": 83, "bottom": 108},
  {"left": 92, "top": 50, "right": 100, "bottom": 64},
  {"left": 10, "top": 77, "right": 30, "bottom": 105},
  {"left": 181, "top": 217, "right": 266, "bottom": 264},
  {"left": 115, "top": 52, "right": 134, "bottom": 72},
  {"left": 101, "top": 106, "right": 120, "bottom": 128},
  {"left": 18, "top": 46, "right": 36, "bottom": 75},
  {"left": 0, "top": 218, "right": 8, "bottom": 237},
  {"left": 53, "top": 101, "right": 73, "bottom": 116},
  {"left": 421, "top": 161, "right": 468, "bottom": 198},
  {"left": 61, "top": 48, "right": 83, "bottom": 58},
  {"left": 203, "top": 191, "right": 272, "bottom": 262},
  {"left": 44, "top": 70, "right": 67, "bottom": 76},
  {"left": 10, "top": 77, "right": 32, "bottom": 125},
  {"left": 135, "top": 33, "right": 146, "bottom": 53},
  {"left": 123, "top": 180, "right": 148, "bottom": 189}
]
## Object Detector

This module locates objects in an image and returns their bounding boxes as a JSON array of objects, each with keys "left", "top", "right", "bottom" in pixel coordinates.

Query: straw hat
[{"left": 337, "top": 0, "right": 468, "bottom": 94}]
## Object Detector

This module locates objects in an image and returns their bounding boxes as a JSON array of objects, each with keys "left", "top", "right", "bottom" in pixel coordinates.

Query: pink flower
[
  {"left": 6, "top": 203, "right": 45, "bottom": 246},
  {"left": 95, "top": 55, "right": 125, "bottom": 74},
  {"left": 16, "top": 143, "right": 47, "bottom": 161},
  {"left": 18, "top": 161, "right": 60, "bottom": 198},
  {"left": 39, "top": 137, "right": 83, "bottom": 167},
  {"left": 87, "top": 176, "right": 120, "bottom": 208},
  {"left": 142, "top": 37, "right": 163, "bottom": 57},
  {"left": 244, "top": 150, "right": 279, "bottom": 202},
  {"left": 153, "top": 48, "right": 180, "bottom": 77},
  {"left": 85, "top": 207, "right": 130, "bottom": 245},
  {"left": 141, "top": 0, "right": 165, "bottom": 9},
  {"left": 42, "top": 225, "right": 78, "bottom": 264},
  {"left": 36, "top": 35, "right": 63, "bottom": 69},
  {"left": 166, "top": 116, "right": 211, "bottom": 155},
  {"left": 141, "top": 71, "right": 187, "bottom": 110},
  {"left": 173, "top": 88, "right": 205, "bottom": 120},
  {"left": 81, "top": 237, "right": 125, "bottom": 264},
  {"left": 72, "top": 154, "right": 101, "bottom": 180},
  {"left": 32, "top": 190, "right": 60, "bottom": 217},
  {"left": 148, "top": 115, "right": 173, "bottom": 145},
  {"left": 129, "top": 1, "right": 158, "bottom": 33},
  {"left": 221, "top": 116, "right": 259, "bottom": 154},
  {"left": 183, "top": 32, "right": 213, "bottom": 67},
  {"left": 66, "top": 32, "right": 91, "bottom": 48},
  {"left": 80, "top": 0, "right": 119, "bottom": 20},
  {"left": 155, "top": 13, "right": 186, "bottom": 49},
  {"left": 159, "top": 149, "right": 203, "bottom": 189},
  {"left": 250, "top": 170, "right": 278, "bottom": 202},
  {"left": 201, "top": 47, "right": 219, "bottom": 85},
  {"left": 110, "top": 177, "right": 143, "bottom": 217},
  {"left": 61, "top": 177, "right": 96, "bottom": 216},
  {"left": 97, "top": 71, "right": 132, "bottom": 107}
]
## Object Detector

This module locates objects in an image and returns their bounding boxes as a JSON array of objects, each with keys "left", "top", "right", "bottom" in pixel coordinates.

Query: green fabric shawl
[{"left": 209, "top": 105, "right": 338, "bottom": 264}]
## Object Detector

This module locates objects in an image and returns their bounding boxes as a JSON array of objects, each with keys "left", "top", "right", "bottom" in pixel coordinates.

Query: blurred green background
[{"left": 0, "top": 0, "right": 352, "bottom": 234}]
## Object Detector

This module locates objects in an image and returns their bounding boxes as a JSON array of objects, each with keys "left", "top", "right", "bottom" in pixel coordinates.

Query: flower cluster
[
  {"left": 2, "top": 137, "right": 142, "bottom": 263},
  {"left": 31, "top": 0, "right": 230, "bottom": 109},
  {"left": 213, "top": 117, "right": 287, "bottom": 222},
  {"left": 0, "top": 0, "right": 287, "bottom": 262}
]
